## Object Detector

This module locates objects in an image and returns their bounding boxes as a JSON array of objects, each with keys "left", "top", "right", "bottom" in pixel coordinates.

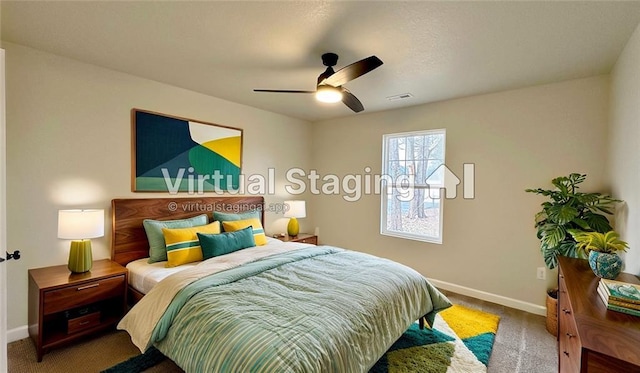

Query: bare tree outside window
[{"left": 381, "top": 129, "right": 445, "bottom": 243}]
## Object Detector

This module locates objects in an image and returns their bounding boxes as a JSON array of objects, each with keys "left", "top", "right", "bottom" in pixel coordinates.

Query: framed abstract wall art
[{"left": 132, "top": 109, "right": 243, "bottom": 193}]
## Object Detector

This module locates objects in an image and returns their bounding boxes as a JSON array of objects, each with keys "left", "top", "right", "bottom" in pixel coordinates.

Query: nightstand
[
  {"left": 277, "top": 233, "right": 318, "bottom": 245},
  {"left": 28, "top": 259, "right": 127, "bottom": 361}
]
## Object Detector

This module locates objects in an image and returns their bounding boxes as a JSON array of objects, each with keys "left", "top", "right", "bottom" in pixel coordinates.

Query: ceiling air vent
[{"left": 386, "top": 93, "right": 413, "bottom": 101}]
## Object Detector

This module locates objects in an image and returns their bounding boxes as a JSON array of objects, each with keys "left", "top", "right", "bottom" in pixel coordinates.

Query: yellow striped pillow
[
  {"left": 222, "top": 218, "right": 267, "bottom": 246},
  {"left": 162, "top": 221, "right": 221, "bottom": 267}
]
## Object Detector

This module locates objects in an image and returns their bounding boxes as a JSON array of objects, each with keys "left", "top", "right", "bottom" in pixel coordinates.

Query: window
[{"left": 381, "top": 129, "right": 446, "bottom": 243}]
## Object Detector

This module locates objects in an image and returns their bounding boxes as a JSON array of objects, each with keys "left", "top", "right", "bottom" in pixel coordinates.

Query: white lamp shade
[
  {"left": 58, "top": 209, "right": 105, "bottom": 239},
  {"left": 284, "top": 201, "right": 306, "bottom": 218}
]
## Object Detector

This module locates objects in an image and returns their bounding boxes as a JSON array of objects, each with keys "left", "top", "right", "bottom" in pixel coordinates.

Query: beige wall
[
  {"left": 609, "top": 23, "right": 640, "bottom": 275},
  {"left": 3, "top": 42, "right": 313, "bottom": 330},
  {"left": 1, "top": 39, "right": 620, "bottom": 331},
  {"left": 311, "top": 75, "right": 610, "bottom": 309}
]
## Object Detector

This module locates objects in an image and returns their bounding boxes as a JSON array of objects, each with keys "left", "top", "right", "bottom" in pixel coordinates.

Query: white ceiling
[{"left": 2, "top": 1, "right": 640, "bottom": 122}]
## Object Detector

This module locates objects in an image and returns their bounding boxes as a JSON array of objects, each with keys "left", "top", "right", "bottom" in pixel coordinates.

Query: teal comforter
[{"left": 152, "top": 246, "right": 451, "bottom": 372}]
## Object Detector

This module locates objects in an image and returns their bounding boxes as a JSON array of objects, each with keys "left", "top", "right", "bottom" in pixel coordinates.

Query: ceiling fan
[{"left": 254, "top": 53, "right": 383, "bottom": 113}]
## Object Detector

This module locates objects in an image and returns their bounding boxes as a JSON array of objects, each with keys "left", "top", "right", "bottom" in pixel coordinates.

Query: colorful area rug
[
  {"left": 370, "top": 304, "right": 500, "bottom": 373},
  {"left": 103, "top": 304, "right": 499, "bottom": 373}
]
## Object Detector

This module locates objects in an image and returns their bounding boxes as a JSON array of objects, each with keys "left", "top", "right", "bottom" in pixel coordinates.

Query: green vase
[{"left": 588, "top": 251, "right": 622, "bottom": 280}]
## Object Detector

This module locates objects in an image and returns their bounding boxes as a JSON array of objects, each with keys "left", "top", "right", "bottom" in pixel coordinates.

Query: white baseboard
[
  {"left": 7, "top": 325, "right": 28, "bottom": 343},
  {"left": 428, "top": 278, "right": 547, "bottom": 316}
]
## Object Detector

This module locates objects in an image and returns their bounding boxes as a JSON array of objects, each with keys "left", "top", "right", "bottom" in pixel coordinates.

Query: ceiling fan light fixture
[
  {"left": 315, "top": 85, "right": 343, "bottom": 103},
  {"left": 254, "top": 53, "right": 382, "bottom": 113}
]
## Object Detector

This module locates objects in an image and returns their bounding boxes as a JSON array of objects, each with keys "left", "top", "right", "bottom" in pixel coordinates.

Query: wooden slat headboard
[{"left": 111, "top": 196, "right": 265, "bottom": 266}]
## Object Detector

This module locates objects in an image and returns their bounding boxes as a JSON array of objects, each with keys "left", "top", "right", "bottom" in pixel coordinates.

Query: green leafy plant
[
  {"left": 568, "top": 230, "right": 629, "bottom": 255},
  {"left": 526, "top": 173, "right": 619, "bottom": 269}
]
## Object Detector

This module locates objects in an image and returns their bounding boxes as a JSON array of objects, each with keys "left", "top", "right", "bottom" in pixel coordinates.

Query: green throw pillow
[
  {"left": 143, "top": 214, "right": 208, "bottom": 263},
  {"left": 198, "top": 226, "right": 256, "bottom": 259}
]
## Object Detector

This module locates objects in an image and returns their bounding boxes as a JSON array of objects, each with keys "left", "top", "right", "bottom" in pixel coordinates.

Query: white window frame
[{"left": 380, "top": 129, "right": 446, "bottom": 244}]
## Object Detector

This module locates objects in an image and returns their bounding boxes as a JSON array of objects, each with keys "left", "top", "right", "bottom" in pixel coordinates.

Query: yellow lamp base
[
  {"left": 287, "top": 217, "right": 300, "bottom": 237},
  {"left": 68, "top": 240, "right": 93, "bottom": 273}
]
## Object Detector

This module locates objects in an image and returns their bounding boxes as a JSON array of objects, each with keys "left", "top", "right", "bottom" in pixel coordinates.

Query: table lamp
[
  {"left": 284, "top": 200, "right": 306, "bottom": 237},
  {"left": 58, "top": 209, "right": 104, "bottom": 273}
]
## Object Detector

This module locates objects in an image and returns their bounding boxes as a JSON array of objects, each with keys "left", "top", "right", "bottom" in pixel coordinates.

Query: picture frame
[{"left": 132, "top": 109, "right": 243, "bottom": 193}]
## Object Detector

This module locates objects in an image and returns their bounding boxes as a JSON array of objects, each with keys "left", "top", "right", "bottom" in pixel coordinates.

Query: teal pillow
[
  {"left": 143, "top": 214, "right": 208, "bottom": 263},
  {"left": 213, "top": 210, "right": 260, "bottom": 229},
  {"left": 198, "top": 226, "right": 256, "bottom": 259}
]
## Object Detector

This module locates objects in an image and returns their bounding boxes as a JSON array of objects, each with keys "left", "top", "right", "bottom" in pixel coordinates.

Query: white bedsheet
[
  {"left": 126, "top": 236, "right": 310, "bottom": 295},
  {"left": 127, "top": 259, "right": 196, "bottom": 294}
]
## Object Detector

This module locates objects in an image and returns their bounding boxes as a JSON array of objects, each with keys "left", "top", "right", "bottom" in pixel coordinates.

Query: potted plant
[
  {"left": 525, "top": 173, "right": 619, "bottom": 269},
  {"left": 568, "top": 230, "right": 629, "bottom": 279},
  {"left": 526, "top": 173, "right": 620, "bottom": 336}
]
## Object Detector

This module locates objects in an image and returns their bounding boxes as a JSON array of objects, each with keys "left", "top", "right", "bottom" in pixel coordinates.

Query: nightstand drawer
[
  {"left": 67, "top": 311, "right": 101, "bottom": 334},
  {"left": 44, "top": 275, "right": 125, "bottom": 315}
]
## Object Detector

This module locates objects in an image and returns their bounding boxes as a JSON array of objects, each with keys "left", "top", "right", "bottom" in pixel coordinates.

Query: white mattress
[{"left": 127, "top": 236, "right": 311, "bottom": 294}]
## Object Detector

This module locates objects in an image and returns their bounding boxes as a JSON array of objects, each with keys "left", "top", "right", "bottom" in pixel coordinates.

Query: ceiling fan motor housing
[
  {"left": 318, "top": 53, "right": 339, "bottom": 84},
  {"left": 321, "top": 53, "right": 339, "bottom": 67}
]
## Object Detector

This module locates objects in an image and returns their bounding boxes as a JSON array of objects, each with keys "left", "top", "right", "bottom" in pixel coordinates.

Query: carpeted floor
[
  {"left": 442, "top": 291, "right": 558, "bottom": 373},
  {"left": 7, "top": 331, "right": 182, "bottom": 373},
  {"left": 7, "top": 291, "right": 557, "bottom": 372}
]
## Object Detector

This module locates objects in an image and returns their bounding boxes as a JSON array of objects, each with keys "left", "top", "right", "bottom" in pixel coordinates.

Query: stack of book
[{"left": 597, "top": 278, "right": 640, "bottom": 316}]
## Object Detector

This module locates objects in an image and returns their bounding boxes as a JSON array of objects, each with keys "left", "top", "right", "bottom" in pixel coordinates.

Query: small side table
[
  {"left": 276, "top": 233, "right": 318, "bottom": 245},
  {"left": 28, "top": 259, "right": 127, "bottom": 361}
]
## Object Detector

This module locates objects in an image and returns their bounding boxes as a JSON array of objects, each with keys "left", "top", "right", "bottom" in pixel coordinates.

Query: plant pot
[
  {"left": 546, "top": 289, "right": 558, "bottom": 337},
  {"left": 588, "top": 251, "right": 623, "bottom": 279}
]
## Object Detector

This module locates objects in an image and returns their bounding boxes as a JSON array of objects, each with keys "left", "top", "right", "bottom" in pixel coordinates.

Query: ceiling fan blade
[
  {"left": 342, "top": 89, "right": 364, "bottom": 113},
  {"left": 254, "top": 89, "right": 315, "bottom": 93},
  {"left": 321, "top": 56, "right": 383, "bottom": 87}
]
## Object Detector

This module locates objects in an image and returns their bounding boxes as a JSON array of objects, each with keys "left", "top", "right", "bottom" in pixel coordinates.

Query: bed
[{"left": 112, "top": 196, "right": 451, "bottom": 373}]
